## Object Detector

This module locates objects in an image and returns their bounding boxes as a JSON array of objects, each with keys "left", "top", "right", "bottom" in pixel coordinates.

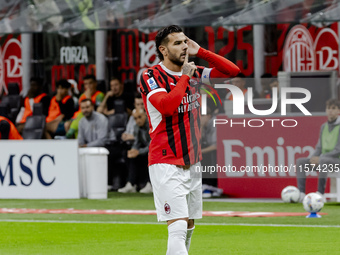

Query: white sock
[
  {"left": 166, "top": 220, "right": 188, "bottom": 255},
  {"left": 185, "top": 226, "right": 195, "bottom": 252}
]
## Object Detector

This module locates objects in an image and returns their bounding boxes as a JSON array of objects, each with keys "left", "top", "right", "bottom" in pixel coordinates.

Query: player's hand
[
  {"left": 182, "top": 51, "right": 197, "bottom": 78},
  {"left": 186, "top": 37, "right": 200, "bottom": 56}
]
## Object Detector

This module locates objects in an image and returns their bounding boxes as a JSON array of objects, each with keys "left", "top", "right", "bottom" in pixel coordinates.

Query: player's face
[
  {"left": 80, "top": 101, "right": 94, "bottom": 118},
  {"left": 165, "top": 32, "right": 188, "bottom": 66},
  {"left": 326, "top": 105, "right": 340, "bottom": 122}
]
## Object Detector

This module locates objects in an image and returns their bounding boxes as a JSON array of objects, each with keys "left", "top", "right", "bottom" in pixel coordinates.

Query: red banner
[
  {"left": 266, "top": 23, "right": 339, "bottom": 75},
  {"left": 116, "top": 26, "right": 254, "bottom": 84},
  {"left": 205, "top": 26, "right": 254, "bottom": 76},
  {"left": 216, "top": 115, "right": 330, "bottom": 198},
  {"left": 0, "top": 34, "right": 22, "bottom": 95},
  {"left": 116, "top": 29, "right": 158, "bottom": 83},
  {"left": 43, "top": 32, "right": 96, "bottom": 92}
]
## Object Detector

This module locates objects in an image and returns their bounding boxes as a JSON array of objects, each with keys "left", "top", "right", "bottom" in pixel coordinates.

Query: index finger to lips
[{"left": 184, "top": 50, "right": 189, "bottom": 64}]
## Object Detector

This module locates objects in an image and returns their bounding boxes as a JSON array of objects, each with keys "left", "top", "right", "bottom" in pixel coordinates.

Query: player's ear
[{"left": 159, "top": 45, "right": 167, "bottom": 57}]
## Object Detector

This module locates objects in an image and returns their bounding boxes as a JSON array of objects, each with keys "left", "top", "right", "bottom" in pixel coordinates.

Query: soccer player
[{"left": 139, "top": 25, "right": 239, "bottom": 254}]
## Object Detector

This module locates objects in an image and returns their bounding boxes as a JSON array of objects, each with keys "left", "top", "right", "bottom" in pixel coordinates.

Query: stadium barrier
[{"left": 0, "top": 140, "right": 80, "bottom": 199}]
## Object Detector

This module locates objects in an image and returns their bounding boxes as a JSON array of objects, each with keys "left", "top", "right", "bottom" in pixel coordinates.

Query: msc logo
[{"left": 0, "top": 154, "right": 56, "bottom": 187}]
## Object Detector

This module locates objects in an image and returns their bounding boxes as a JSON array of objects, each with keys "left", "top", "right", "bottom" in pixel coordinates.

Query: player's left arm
[{"left": 187, "top": 37, "right": 240, "bottom": 78}]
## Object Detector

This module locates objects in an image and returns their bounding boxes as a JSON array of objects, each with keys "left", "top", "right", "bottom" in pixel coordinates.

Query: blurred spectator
[
  {"left": 0, "top": 82, "right": 22, "bottom": 124},
  {"left": 226, "top": 73, "right": 247, "bottom": 100},
  {"left": 75, "top": 74, "right": 104, "bottom": 115},
  {"left": 259, "top": 73, "right": 273, "bottom": 99},
  {"left": 0, "top": 115, "right": 22, "bottom": 140},
  {"left": 16, "top": 77, "right": 50, "bottom": 133},
  {"left": 296, "top": 99, "right": 340, "bottom": 202},
  {"left": 67, "top": 79, "right": 80, "bottom": 109},
  {"left": 78, "top": 99, "right": 108, "bottom": 147},
  {"left": 45, "top": 79, "right": 74, "bottom": 139},
  {"left": 118, "top": 108, "right": 151, "bottom": 193},
  {"left": 269, "top": 78, "right": 279, "bottom": 97},
  {"left": 201, "top": 104, "right": 222, "bottom": 198},
  {"left": 121, "top": 93, "right": 145, "bottom": 142},
  {"left": 97, "top": 77, "right": 134, "bottom": 116},
  {"left": 66, "top": 74, "right": 104, "bottom": 139},
  {"left": 259, "top": 73, "right": 279, "bottom": 99},
  {"left": 226, "top": 73, "right": 259, "bottom": 100}
]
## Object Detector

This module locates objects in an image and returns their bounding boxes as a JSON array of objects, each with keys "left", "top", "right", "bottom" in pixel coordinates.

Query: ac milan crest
[
  {"left": 0, "top": 36, "right": 22, "bottom": 94},
  {"left": 164, "top": 203, "right": 171, "bottom": 214},
  {"left": 284, "top": 25, "right": 314, "bottom": 72},
  {"left": 283, "top": 24, "right": 339, "bottom": 72}
]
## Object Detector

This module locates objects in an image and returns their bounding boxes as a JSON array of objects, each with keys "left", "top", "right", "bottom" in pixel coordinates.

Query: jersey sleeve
[
  {"left": 196, "top": 66, "right": 213, "bottom": 85},
  {"left": 140, "top": 68, "right": 163, "bottom": 96},
  {"left": 196, "top": 47, "right": 240, "bottom": 81},
  {"left": 140, "top": 67, "right": 189, "bottom": 116},
  {"left": 148, "top": 75, "right": 190, "bottom": 116}
]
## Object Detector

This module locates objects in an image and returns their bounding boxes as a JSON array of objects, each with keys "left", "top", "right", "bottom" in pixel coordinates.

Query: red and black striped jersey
[
  {"left": 140, "top": 47, "right": 240, "bottom": 166},
  {"left": 140, "top": 62, "right": 208, "bottom": 166}
]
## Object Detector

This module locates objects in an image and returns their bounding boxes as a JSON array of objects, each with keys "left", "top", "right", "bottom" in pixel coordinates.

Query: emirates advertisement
[
  {"left": 0, "top": 34, "right": 22, "bottom": 95},
  {"left": 216, "top": 116, "right": 330, "bottom": 198}
]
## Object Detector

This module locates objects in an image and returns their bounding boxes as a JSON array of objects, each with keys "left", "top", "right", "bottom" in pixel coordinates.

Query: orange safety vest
[
  {"left": 0, "top": 116, "right": 23, "bottom": 140},
  {"left": 46, "top": 95, "right": 71, "bottom": 123},
  {"left": 72, "top": 91, "right": 102, "bottom": 119},
  {"left": 19, "top": 93, "right": 47, "bottom": 123}
]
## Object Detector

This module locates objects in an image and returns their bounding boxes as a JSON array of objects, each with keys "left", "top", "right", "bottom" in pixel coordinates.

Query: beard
[{"left": 168, "top": 50, "right": 184, "bottom": 66}]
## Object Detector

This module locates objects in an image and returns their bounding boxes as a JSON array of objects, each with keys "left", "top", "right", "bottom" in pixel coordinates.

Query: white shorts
[{"left": 149, "top": 162, "right": 202, "bottom": 222}]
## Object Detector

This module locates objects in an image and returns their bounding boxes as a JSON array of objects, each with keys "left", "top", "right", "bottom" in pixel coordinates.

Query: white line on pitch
[{"left": 0, "top": 219, "right": 339, "bottom": 228}]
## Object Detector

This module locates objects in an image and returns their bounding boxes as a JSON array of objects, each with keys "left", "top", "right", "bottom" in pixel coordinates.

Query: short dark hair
[
  {"left": 56, "top": 79, "right": 71, "bottom": 89},
  {"left": 80, "top": 98, "right": 93, "bottom": 105},
  {"left": 83, "top": 74, "right": 96, "bottom": 81},
  {"left": 156, "top": 25, "right": 183, "bottom": 61},
  {"left": 326, "top": 99, "right": 340, "bottom": 109}
]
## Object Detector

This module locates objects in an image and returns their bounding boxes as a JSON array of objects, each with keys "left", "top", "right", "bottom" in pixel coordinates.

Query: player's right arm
[{"left": 140, "top": 54, "right": 196, "bottom": 116}]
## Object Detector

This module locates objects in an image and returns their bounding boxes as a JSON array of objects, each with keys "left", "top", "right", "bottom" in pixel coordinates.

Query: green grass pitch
[{"left": 0, "top": 193, "right": 339, "bottom": 255}]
